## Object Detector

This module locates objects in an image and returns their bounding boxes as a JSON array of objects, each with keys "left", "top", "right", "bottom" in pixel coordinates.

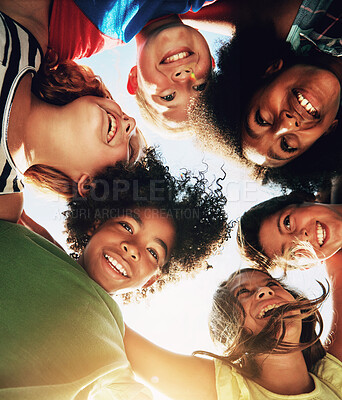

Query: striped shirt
[
  {"left": 0, "top": 12, "right": 42, "bottom": 195},
  {"left": 287, "top": 0, "right": 342, "bottom": 57}
]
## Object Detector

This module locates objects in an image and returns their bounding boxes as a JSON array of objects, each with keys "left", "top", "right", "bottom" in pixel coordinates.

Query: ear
[
  {"left": 142, "top": 274, "right": 161, "bottom": 289},
  {"left": 324, "top": 119, "right": 338, "bottom": 136},
  {"left": 77, "top": 174, "right": 93, "bottom": 198},
  {"left": 264, "top": 59, "right": 284, "bottom": 77},
  {"left": 127, "top": 66, "right": 138, "bottom": 95},
  {"left": 211, "top": 56, "right": 216, "bottom": 69},
  {"left": 86, "top": 220, "right": 101, "bottom": 237}
]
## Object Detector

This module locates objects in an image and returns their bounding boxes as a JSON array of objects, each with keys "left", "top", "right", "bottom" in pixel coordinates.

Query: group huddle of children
[{"left": 0, "top": 0, "right": 342, "bottom": 399}]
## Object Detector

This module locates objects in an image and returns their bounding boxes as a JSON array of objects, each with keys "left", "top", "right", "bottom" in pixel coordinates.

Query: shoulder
[
  {"left": 214, "top": 359, "right": 245, "bottom": 399},
  {"left": 312, "top": 353, "right": 342, "bottom": 395}
]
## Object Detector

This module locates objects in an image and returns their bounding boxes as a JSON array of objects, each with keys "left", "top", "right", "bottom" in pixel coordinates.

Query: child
[
  {"left": 191, "top": 0, "right": 342, "bottom": 193},
  {"left": 0, "top": 4, "right": 144, "bottom": 223},
  {"left": 123, "top": 267, "right": 342, "bottom": 399},
  {"left": 237, "top": 191, "right": 342, "bottom": 268},
  {"left": 0, "top": 148, "right": 229, "bottom": 398},
  {"left": 64, "top": 147, "right": 230, "bottom": 296},
  {"left": 47, "top": 0, "right": 234, "bottom": 133}
]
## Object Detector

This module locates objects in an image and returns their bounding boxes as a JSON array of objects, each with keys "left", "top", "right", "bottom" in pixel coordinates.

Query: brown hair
[
  {"left": 25, "top": 50, "right": 111, "bottom": 198},
  {"left": 195, "top": 268, "right": 327, "bottom": 378}
]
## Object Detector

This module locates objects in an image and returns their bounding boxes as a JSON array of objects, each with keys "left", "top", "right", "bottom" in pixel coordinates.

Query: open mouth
[
  {"left": 104, "top": 253, "right": 129, "bottom": 277},
  {"left": 316, "top": 221, "right": 326, "bottom": 247},
  {"left": 107, "top": 113, "right": 117, "bottom": 143},
  {"left": 292, "top": 89, "right": 319, "bottom": 118},
  {"left": 161, "top": 51, "right": 192, "bottom": 64},
  {"left": 256, "top": 303, "right": 282, "bottom": 319}
]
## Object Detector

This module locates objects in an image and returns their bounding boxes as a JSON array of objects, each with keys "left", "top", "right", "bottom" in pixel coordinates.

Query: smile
[
  {"left": 257, "top": 303, "right": 282, "bottom": 319},
  {"left": 293, "top": 89, "right": 319, "bottom": 118},
  {"left": 107, "top": 113, "right": 117, "bottom": 143},
  {"left": 161, "top": 51, "right": 191, "bottom": 64},
  {"left": 104, "top": 253, "right": 129, "bottom": 277},
  {"left": 316, "top": 221, "right": 326, "bottom": 246}
]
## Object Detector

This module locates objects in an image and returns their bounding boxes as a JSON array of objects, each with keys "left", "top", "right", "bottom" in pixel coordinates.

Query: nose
[
  {"left": 121, "top": 242, "right": 140, "bottom": 261},
  {"left": 298, "top": 227, "right": 309, "bottom": 241},
  {"left": 256, "top": 286, "right": 275, "bottom": 299},
  {"left": 122, "top": 114, "right": 136, "bottom": 135},
  {"left": 277, "top": 110, "right": 300, "bottom": 133},
  {"left": 172, "top": 66, "right": 193, "bottom": 82}
]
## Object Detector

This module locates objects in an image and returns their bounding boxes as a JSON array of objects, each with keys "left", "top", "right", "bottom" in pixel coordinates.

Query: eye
[
  {"left": 235, "top": 288, "right": 250, "bottom": 298},
  {"left": 283, "top": 215, "right": 291, "bottom": 231},
  {"left": 255, "top": 109, "right": 270, "bottom": 126},
  {"left": 193, "top": 82, "right": 207, "bottom": 92},
  {"left": 148, "top": 248, "right": 159, "bottom": 262},
  {"left": 119, "top": 222, "right": 133, "bottom": 234},
  {"left": 160, "top": 92, "right": 175, "bottom": 102},
  {"left": 280, "top": 136, "right": 297, "bottom": 153}
]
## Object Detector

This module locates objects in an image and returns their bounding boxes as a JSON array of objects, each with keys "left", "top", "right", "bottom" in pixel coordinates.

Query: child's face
[
  {"left": 228, "top": 270, "right": 300, "bottom": 338},
  {"left": 242, "top": 64, "right": 340, "bottom": 167},
  {"left": 259, "top": 202, "right": 342, "bottom": 260},
  {"left": 59, "top": 97, "right": 145, "bottom": 180},
  {"left": 131, "top": 20, "right": 212, "bottom": 125},
  {"left": 79, "top": 207, "right": 176, "bottom": 294}
]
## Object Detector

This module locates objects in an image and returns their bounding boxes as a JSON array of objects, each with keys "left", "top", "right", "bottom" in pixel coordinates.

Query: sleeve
[
  {"left": 0, "top": 13, "right": 24, "bottom": 194},
  {"left": 313, "top": 353, "right": 342, "bottom": 396},
  {"left": 90, "top": 367, "right": 153, "bottom": 399}
]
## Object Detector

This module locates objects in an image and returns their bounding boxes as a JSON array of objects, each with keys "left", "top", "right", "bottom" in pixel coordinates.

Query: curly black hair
[
  {"left": 190, "top": 24, "right": 342, "bottom": 193},
  {"left": 64, "top": 148, "right": 230, "bottom": 295}
]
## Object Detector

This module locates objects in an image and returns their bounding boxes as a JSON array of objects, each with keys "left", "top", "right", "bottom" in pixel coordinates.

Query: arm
[
  {"left": 18, "top": 210, "right": 65, "bottom": 251},
  {"left": 124, "top": 326, "right": 217, "bottom": 400},
  {"left": 0, "top": 193, "right": 23, "bottom": 222},
  {"left": 181, "top": 0, "right": 301, "bottom": 38},
  {"left": 325, "top": 250, "right": 342, "bottom": 361}
]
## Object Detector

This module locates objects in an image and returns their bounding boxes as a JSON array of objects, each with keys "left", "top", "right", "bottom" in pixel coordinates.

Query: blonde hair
[{"left": 135, "top": 88, "right": 190, "bottom": 135}]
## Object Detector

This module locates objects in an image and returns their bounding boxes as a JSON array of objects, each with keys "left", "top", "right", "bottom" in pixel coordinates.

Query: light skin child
[{"left": 123, "top": 267, "right": 342, "bottom": 400}]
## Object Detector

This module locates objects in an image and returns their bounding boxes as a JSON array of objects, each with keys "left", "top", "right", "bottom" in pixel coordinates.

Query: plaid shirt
[{"left": 287, "top": 0, "right": 342, "bottom": 57}]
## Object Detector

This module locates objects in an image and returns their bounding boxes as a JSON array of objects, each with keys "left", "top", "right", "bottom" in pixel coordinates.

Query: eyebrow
[
  {"left": 154, "top": 238, "right": 168, "bottom": 259},
  {"left": 276, "top": 217, "right": 286, "bottom": 254},
  {"left": 244, "top": 117, "right": 260, "bottom": 139}
]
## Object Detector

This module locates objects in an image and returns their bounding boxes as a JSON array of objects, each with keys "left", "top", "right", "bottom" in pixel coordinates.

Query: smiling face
[
  {"left": 78, "top": 207, "right": 176, "bottom": 294},
  {"left": 259, "top": 202, "right": 342, "bottom": 260},
  {"left": 228, "top": 270, "right": 298, "bottom": 336},
  {"left": 60, "top": 97, "right": 145, "bottom": 180},
  {"left": 242, "top": 64, "right": 341, "bottom": 167},
  {"left": 131, "top": 17, "right": 212, "bottom": 125}
]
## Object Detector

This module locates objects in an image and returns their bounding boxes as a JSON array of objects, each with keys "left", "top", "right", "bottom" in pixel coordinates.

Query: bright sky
[{"left": 23, "top": 29, "right": 332, "bottom": 400}]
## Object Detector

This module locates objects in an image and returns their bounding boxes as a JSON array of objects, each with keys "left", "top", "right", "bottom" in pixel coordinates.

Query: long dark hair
[{"left": 195, "top": 269, "right": 327, "bottom": 378}]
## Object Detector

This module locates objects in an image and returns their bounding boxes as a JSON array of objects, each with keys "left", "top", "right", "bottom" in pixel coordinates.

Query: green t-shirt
[
  {"left": 215, "top": 353, "right": 342, "bottom": 399},
  {"left": 0, "top": 221, "right": 151, "bottom": 399}
]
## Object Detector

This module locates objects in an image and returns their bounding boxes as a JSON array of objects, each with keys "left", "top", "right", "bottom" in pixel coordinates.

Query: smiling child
[{"left": 64, "top": 147, "right": 230, "bottom": 296}]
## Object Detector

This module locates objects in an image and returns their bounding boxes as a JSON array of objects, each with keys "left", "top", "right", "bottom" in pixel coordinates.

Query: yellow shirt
[{"left": 215, "top": 353, "right": 342, "bottom": 399}]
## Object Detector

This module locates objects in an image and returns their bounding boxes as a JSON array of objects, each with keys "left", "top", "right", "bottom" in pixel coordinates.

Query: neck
[
  {"left": 254, "top": 351, "right": 314, "bottom": 395},
  {"left": 11, "top": 94, "right": 78, "bottom": 180}
]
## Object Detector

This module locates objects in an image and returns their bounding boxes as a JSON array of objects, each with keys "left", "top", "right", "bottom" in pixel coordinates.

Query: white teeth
[
  {"left": 163, "top": 51, "right": 190, "bottom": 64},
  {"left": 316, "top": 222, "right": 326, "bottom": 246},
  {"left": 294, "top": 91, "right": 318, "bottom": 117},
  {"left": 257, "top": 303, "right": 282, "bottom": 319},
  {"left": 107, "top": 113, "right": 117, "bottom": 143},
  {"left": 104, "top": 254, "right": 128, "bottom": 277}
]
